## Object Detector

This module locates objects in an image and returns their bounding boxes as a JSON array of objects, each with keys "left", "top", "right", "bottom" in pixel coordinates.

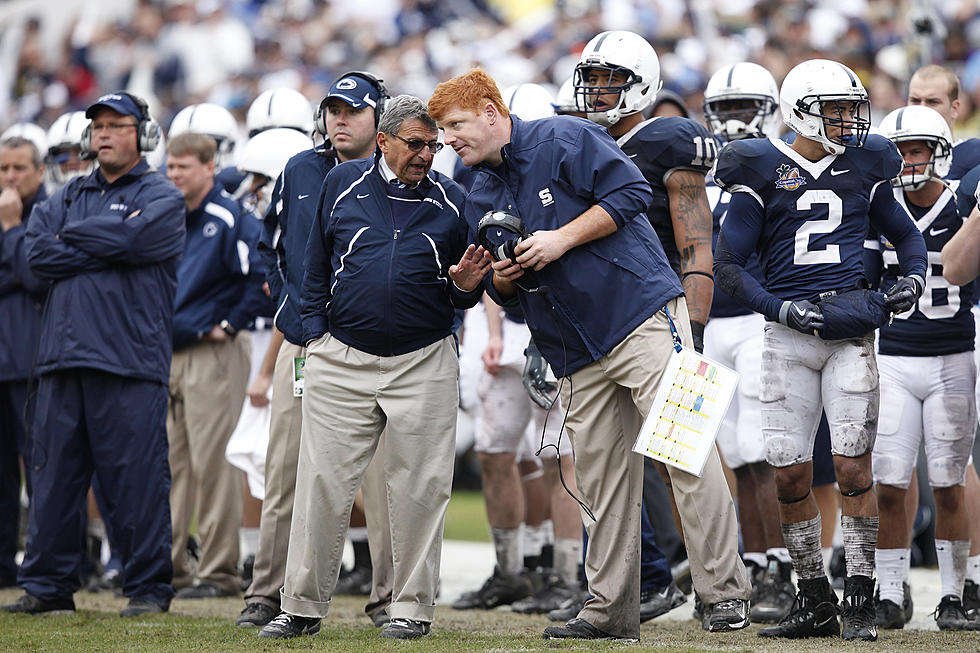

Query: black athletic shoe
[
  {"left": 380, "top": 617, "right": 430, "bottom": 639},
  {"left": 640, "top": 581, "right": 687, "bottom": 623},
  {"left": 757, "top": 577, "right": 839, "bottom": 639},
  {"left": 240, "top": 554, "right": 255, "bottom": 593},
  {"left": 511, "top": 572, "right": 582, "bottom": 614},
  {"left": 120, "top": 597, "right": 167, "bottom": 618},
  {"left": 451, "top": 566, "right": 532, "bottom": 610},
  {"left": 176, "top": 582, "right": 237, "bottom": 599},
  {"left": 841, "top": 575, "right": 877, "bottom": 641},
  {"left": 543, "top": 618, "right": 637, "bottom": 642},
  {"left": 547, "top": 595, "right": 586, "bottom": 622},
  {"left": 371, "top": 608, "right": 390, "bottom": 628},
  {"left": 934, "top": 595, "right": 980, "bottom": 631},
  {"left": 236, "top": 602, "right": 278, "bottom": 627},
  {"left": 902, "top": 581, "right": 914, "bottom": 623},
  {"left": 257, "top": 612, "right": 321, "bottom": 639},
  {"left": 333, "top": 565, "right": 372, "bottom": 596},
  {"left": 0, "top": 593, "right": 75, "bottom": 614},
  {"left": 964, "top": 579, "right": 980, "bottom": 616},
  {"left": 828, "top": 546, "right": 846, "bottom": 590},
  {"left": 707, "top": 598, "right": 750, "bottom": 632},
  {"left": 875, "top": 597, "right": 904, "bottom": 629},
  {"left": 751, "top": 559, "right": 795, "bottom": 624}
]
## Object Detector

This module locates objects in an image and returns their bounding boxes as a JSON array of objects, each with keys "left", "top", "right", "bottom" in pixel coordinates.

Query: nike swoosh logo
[
  {"left": 830, "top": 169, "right": 849, "bottom": 176},
  {"left": 815, "top": 615, "right": 836, "bottom": 628},
  {"left": 356, "top": 193, "right": 370, "bottom": 199},
  {"left": 929, "top": 227, "right": 949, "bottom": 236},
  {"left": 794, "top": 305, "right": 807, "bottom": 317},
  {"left": 297, "top": 194, "right": 310, "bottom": 199},
  {"left": 628, "top": 153, "right": 638, "bottom": 158}
]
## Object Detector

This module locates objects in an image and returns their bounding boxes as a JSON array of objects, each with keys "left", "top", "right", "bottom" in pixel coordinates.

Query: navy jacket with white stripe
[
  {"left": 301, "top": 150, "right": 481, "bottom": 355},
  {"left": 172, "top": 182, "right": 267, "bottom": 349},
  {"left": 260, "top": 146, "right": 338, "bottom": 347}
]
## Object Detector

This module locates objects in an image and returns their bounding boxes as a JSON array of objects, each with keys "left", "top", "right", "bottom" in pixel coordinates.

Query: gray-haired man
[{"left": 258, "top": 96, "right": 491, "bottom": 640}]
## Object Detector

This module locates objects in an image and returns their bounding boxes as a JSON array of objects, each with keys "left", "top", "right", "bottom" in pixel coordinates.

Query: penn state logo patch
[
  {"left": 774, "top": 164, "right": 806, "bottom": 191},
  {"left": 203, "top": 221, "right": 218, "bottom": 238},
  {"left": 336, "top": 78, "right": 357, "bottom": 90}
]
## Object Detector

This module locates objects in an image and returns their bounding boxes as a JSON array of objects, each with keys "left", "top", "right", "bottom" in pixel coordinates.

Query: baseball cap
[
  {"left": 324, "top": 75, "right": 382, "bottom": 110},
  {"left": 85, "top": 92, "right": 144, "bottom": 120}
]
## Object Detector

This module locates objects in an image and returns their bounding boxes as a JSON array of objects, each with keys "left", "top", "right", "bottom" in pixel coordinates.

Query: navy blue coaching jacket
[
  {"left": 260, "top": 146, "right": 339, "bottom": 347},
  {"left": 173, "top": 183, "right": 267, "bottom": 348},
  {"left": 0, "top": 186, "right": 47, "bottom": 383},
  {"left": 464, "top": 115, "right": 684, "bottom": 378},
  {"left": 301, "top": 151, "right": 482, "bottom": 354},
  {"left": 24, "top": 159, "right": 186, "bottom": 385}
]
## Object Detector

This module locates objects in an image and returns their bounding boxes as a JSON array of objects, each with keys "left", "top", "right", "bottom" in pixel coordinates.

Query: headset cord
[{"left": 514, "top": 280, "right": 595, "bottom": 522}]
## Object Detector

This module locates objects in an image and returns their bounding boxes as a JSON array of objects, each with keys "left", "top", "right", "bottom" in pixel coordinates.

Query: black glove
[
  {"left": 884, "top": 275, "right": 924, "bottom": 314},
  {"left": 690, "top": 321, "right": 705, "bottom": 354},
  {"left": 523, "top": 339, "right": 557, "bottom": 410},
  {"left": 779, "top": 300, "right": 825, "bottom": 335}
]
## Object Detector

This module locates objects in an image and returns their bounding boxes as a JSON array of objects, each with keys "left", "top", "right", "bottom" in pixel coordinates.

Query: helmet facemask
[
  {"left": 892, "top": 138, "right": 950, "bottom": 190},
  {"left": 795, "top": 96, "right": 871, "bottom": 154},
  {"left": 704, "top": 96, "right": 777, "bottom": 142},
  {"left": 573, "top": 64, "right": 645, "bottom": 127}
]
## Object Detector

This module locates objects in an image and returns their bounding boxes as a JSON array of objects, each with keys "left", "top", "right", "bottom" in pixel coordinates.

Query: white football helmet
[
  {"left": 553, "top": 77, "right": 578, "bottom": 116},
  {"left": 237, "top": 127, "right": 310, "bottom": 215},
  {"left": 502, "top": 83, "right": 555, "bottom": 121},
  {"left": 45, "top": 111, "right": 91, "bottom": 188},
  {"left": 703, "top": 62, "right": 780, "bottom": 142},
  {"left": 574, "top": 30, "right": 662, "bottom": 127},
  {"left": 246, "top": 88, "right": 314, "bottom": 137},
  {"left": 878, "top": 104, "right": 952, "bottom": 190},
  {"left": 1, "top": 122, "right": 48, "bottom": 157},
  {"left": 780, "top": 59, "right": 870, "bottom": 155},
  {"left": 169, "top": 103, "right": 240, "bottom": 166}
]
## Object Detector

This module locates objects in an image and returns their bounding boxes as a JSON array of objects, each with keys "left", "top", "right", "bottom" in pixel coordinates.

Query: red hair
[{"left": 428, "top": 68, "right": 510, "bottom": 122}]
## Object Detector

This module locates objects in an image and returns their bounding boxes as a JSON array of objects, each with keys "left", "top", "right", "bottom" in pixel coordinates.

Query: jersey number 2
[{"left": 794, "top": 190, "right": 842, "bottom": 265}]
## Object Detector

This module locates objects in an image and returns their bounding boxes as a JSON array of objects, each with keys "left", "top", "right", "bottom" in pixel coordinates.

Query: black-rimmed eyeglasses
[{"left": 394, "top": 134, "right": 444, "bottom": 153}]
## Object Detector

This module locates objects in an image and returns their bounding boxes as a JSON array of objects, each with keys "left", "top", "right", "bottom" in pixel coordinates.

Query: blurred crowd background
[{"left": 2, "top": 0, "right": 980, "bottom": 142}]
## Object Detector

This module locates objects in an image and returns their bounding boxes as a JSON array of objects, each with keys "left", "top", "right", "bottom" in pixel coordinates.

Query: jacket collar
[
  {"left": 372, "top": 149, "right": 434, "bottom": 191},
  {"left": 82, "top": 158, "right": 152, "bottom": 190},
  {"left": 187, "top": 181, "right": 224, "bottom": 218}
]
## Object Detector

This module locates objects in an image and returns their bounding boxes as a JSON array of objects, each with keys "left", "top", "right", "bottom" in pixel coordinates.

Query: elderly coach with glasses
[{"left": 258, "top": 95, "right": 492, "bottom": 641}]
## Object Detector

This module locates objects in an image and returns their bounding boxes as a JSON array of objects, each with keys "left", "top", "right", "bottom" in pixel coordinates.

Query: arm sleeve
[
  {"left": 869, "top": 183, "right": 927, "bottom": 279},
  {"left": 226, "top": 215, "right": 271, "bottom": 331},
  {"left": 259, "top": 171, "right": 286, "bottom": 304},
  {"left": 58, "top": 182, "right": 186, "bottom": 265},
  {"left": 562, "top": 125, "right": 653, "bottom": 228},
  {"left": 0, "top": 223, "right": 48, "bottom": 294},
  {"left": 863, "top": 225, "right": 884, "bottom": 290},
  {"left": 713, "top": 191, "right": 783, "bottom": 321},
  {"left": 299, "top": 179, "right": 334, "bottom": 344},
  {"left": 24, "top": 194, "right": 108, "bottom": 280}
]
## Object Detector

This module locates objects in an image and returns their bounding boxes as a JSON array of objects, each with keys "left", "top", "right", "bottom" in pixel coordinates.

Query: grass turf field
[
  {"left": 4, "top": 492, "right": 980, "bottom": 651},
  {"left": 3, "top": 589, "right": 980, "bottom": 653}
]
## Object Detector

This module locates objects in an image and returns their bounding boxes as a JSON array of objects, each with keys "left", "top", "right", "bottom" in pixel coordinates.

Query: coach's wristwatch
[{"left": 219, "top": 320, "right": 237, "bottom": 337}]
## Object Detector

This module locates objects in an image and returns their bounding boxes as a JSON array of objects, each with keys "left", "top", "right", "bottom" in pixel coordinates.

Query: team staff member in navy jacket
[
  {"left": 428, "top": 69, "right": 746, "bottom": 642},
  {"left": 164, "top": 132, "right": 267, "bottom": 599},
  {"left": 2, "top": 91, "right": 185, "bottom": 618},
  {"left": 0, "top": 136, "right": 47, "bottom": 587},
  {"left": 258, "top": 95, "right": 490, "bottom": 641},
  {"left": 240, "top": 72, "right": 390, "bottom": 628}
]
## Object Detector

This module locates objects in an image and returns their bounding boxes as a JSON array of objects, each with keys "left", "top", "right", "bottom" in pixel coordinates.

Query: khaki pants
[
  {"left": 562, "top": 298, "right": 749, "bottom": 638},
  {"left": 245, "top": 340, "right": 393, "bottom": 613},
  {"left": 281, "top": 334, "right": 458, "bottom": 623},
  {"left": 168, "top": 333, "right": 250, "bottom": 592}
]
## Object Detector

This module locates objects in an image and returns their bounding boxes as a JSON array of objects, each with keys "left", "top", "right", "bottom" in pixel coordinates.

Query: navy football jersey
[
  {"left": 617, "top": 116, "right": 716, "bottom": 276},
  {"left": 715, "top": 135, "right": 906, "bottom": 302},
  {"left": 949, "top": 137, "right": 980, "bottom": 181},
  {"left": 873, "top": 188, "right": 975, "bottom": 356},
  {"left": 706, "top": 174, "right": 757, "bottom": 318},
  {"left": 955, "top": 162, "right": 980, "bottom": 216}
]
